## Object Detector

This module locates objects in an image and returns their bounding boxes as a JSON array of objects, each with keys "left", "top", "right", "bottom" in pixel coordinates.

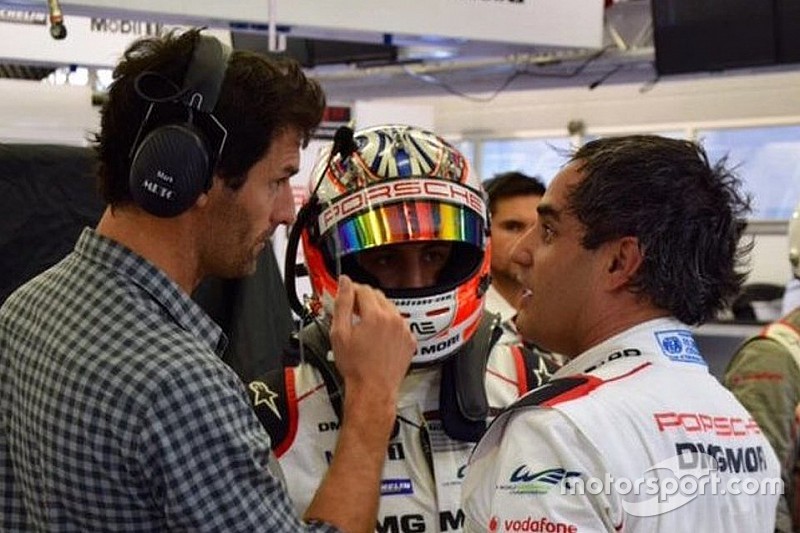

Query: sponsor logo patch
[
  {"left": 655, "top": 329, "right": 705, "bottom": 365},
  {"left": 381, "top": 478, "right": 414, "bottom": 496},
  {"left": 499, "top": 466, "right": 581, "bottom": 494},
  {"left": 490, "top": 515, "right": 578, "bottom": 532},
  {"left": 248, "top": 381, "right": 281, "bottom": 419},
  {"left": 654, "top": 411, "right": 761, "bottom": 437}
]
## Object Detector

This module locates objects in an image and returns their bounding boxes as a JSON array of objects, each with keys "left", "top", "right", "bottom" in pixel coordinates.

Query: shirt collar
[
  {"left": 74, "top": 227, "right": 227, "bottom": 355},
  {"left": 554, "top": 317, "right": 707, "bottom": 378},
  {"left": 484, "top": 284, "right": 517, "bottom": 323}
]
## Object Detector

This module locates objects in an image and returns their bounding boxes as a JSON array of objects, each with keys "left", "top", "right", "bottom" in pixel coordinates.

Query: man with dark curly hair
[{"left": 462, "top": 135, "right": 781, "bottom": 532}]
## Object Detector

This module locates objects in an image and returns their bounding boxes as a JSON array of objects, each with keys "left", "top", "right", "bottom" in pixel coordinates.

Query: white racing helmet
[
  {"left": 301, "top": 124, "right": 491, "bottom": 366},
  {"left": 790, "top": 201, "right": 800, "bottom": 279}
]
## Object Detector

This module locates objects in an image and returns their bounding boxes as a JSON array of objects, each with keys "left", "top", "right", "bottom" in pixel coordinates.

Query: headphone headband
[{"left": 182, "top": 35, "right": 232, "bottom": 114}]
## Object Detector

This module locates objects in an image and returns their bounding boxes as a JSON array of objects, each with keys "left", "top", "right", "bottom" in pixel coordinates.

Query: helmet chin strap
[{"left": 438, "top": 312, "right": 503, "bottom": 442}]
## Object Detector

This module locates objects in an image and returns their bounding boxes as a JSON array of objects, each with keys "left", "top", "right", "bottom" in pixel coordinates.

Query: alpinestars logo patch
[{"left": 249, "top": 381, "right": 281, "bottom": 420}]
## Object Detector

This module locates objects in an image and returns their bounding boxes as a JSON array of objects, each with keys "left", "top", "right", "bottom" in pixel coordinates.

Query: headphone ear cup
[{"left": 129, "top": 124, "right": 212, "bottom": 217}]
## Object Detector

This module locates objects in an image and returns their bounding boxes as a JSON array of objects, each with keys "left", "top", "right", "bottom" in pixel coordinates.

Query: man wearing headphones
[
  {"left": 0, "top": 29, "right": 415, "bottom": 532},
  {"left": 725, "top": 200, "right": 800, "bottom": 533},
  {"left": 248, "top": 124, "right": 558, "bottom": 532}
]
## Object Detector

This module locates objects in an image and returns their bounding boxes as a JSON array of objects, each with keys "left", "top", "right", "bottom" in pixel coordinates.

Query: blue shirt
[{"left": 1, "top": 228, "right": 337, "bottom": 532}]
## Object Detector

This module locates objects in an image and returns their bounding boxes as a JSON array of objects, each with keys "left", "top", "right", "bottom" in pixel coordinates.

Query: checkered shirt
[{"left": 1, "top": 228, "right": 338, "bottom": 532}]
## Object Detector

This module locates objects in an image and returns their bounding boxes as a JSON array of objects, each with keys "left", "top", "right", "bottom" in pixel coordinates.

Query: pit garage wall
[
  {"left": 423, "top": 69, "right": 800, "bottom": 140},
  {"left": 0, "top": 78, "right": 97, "bottom": 146}
]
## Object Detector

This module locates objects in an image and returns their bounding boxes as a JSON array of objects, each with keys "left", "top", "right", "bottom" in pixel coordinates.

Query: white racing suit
[
  {"left": 249, "top": 313, "right": 557, "bottom": 532},
  {"left": 462, "top": 317, "right": 781, "bottom": 533}
]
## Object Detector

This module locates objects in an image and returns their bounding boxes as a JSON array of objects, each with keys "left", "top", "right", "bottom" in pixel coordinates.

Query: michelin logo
[{"left": 381, "top": 478, "right": 414, "bottom": 496}]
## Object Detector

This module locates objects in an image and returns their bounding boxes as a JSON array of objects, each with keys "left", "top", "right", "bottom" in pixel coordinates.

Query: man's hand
[
  {"left": 304, "top": 275, "right": 415, "bottom": 531},
  {"left": 329, "top": 274, "right": 415, "bottom": 413}
]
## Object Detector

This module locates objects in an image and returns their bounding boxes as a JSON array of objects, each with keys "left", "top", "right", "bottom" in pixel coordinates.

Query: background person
[
  {"left": 461, "top": 135, "right": 781, "bottom": 532},
  {"left": 0, "top": 29, "right": 415, "bottom": 532},
  {"left": 725, "top": 199, "right": 800, "bottom": 533},
  {"left": 249, "top": 125, "right": 558, "bottom": 532},
  {"left": 782, "top": 280, "right": 800, "bottom": 317},
  {"left": 786, "top": 199, "right": 800, "bottom": 315},
  {"left": 482, "top": 172, "right": 546, "bottom": 346}
]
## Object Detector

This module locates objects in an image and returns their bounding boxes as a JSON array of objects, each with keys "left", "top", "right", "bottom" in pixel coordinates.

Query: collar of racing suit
[{"left": 553, "top": 317, "right": 708, "bottom": 378}]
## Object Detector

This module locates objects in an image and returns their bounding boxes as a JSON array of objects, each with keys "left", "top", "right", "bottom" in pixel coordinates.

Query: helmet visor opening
[
  {"left": 321, "top": 200, "right": 485, "bottom": 259},
  {"left": 332, "top": 241, "right": 483, "bottom": 299}
]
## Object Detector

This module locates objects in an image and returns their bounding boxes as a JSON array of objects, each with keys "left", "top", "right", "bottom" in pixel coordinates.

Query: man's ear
[
  {"left": 194, "top": 192, "right": 210, "bottom": 209},
  {"left": 605, "top": 236, "right": 643, "bottom": 290},
  {"left": 193, "top": 174, "right": 221, "bottom": 210}
]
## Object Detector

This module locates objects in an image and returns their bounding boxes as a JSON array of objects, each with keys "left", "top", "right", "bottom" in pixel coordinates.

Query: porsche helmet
[{"left": 301, "top": 124, "right": 490, "bottom": 366}]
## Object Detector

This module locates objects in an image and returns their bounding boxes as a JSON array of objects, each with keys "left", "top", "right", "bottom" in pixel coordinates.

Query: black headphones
[{"left": 128, "top": 34, "right": 232, "bottom": 217}]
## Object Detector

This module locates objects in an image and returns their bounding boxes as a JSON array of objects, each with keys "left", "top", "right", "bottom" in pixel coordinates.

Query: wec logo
[{"left": 507, "top": 466, "right": 581, "bottom": 494}]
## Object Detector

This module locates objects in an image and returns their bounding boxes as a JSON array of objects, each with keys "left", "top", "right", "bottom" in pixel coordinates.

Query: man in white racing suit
[
  {"left": 462, "top": 135, "right": 781, "bottom": 532},
  {"left": 249, "top": 125, "right": 558, "bottom": 532}
]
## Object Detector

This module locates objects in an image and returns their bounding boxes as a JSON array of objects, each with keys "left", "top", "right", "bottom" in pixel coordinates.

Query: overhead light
[{"left": 400, "top": 45, "right": 458, "bottom": 61}]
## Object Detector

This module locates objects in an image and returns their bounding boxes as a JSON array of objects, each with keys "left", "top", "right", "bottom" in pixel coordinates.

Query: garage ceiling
[
  {"left": 263, "top": 0, "right": 659, "bottom": 101},
  {"left": 0, "top": 0, "right": 653, "bottom": 98}
]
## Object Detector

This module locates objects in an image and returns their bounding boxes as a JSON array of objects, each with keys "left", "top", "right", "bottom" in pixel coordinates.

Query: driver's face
[{"left": 354, "top": 241, "right": 453, "bottom": 290}]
